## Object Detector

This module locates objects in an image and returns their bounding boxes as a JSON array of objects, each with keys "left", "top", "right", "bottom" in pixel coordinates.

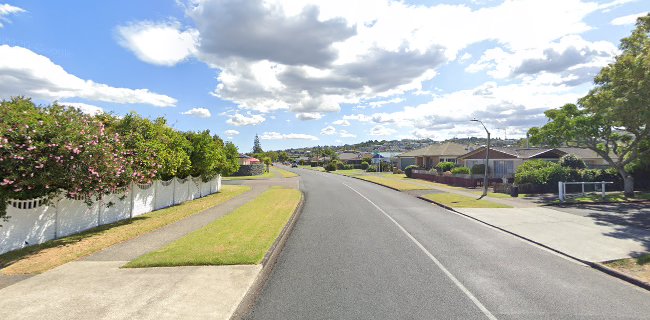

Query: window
[{"left": 493, "top": 160, "right": 514, "bottom": 176}]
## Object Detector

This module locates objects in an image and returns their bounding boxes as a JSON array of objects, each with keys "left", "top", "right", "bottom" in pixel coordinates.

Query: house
[
  {"left": 396, "top": 142, "right": 469, "bottom": 170},
  {"left": 456, "top": 146, "right": 611, "bottom": 179},
  {"left": 238, "top": 154, "right": 252, "bottom": 165},
  {"left": 338, "top": 152, "right": 370, "bottom": 165}
]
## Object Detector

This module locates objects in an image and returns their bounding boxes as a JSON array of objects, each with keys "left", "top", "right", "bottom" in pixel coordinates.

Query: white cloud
[
  {"left": 411, "top": 128, "right": 437, "bottom": 139},
  {"left": 0, "top": 4, "right": 24, "bottom": 27},
  {"left": 61, "top": 102, "right": 104, "bottom": 116},
  {"left": 226, "top": 113, "right": 266, "bottom": 126},
  {"left": 181, "top": 107, "right": 211, "bottom": 118},
  {"left": 339, "top": 129, "right": 356, "bottom": 138},
  {"left": 296, "top": 112, "right": 323, "bottom": 120},
  {"left": 370, "top": 125, "right": 396, "bottom": 136},
  {"left": 368, "top": 97, "right": 404, "bottom": 108},
  {"left": 343, "top": 114, "right": 372, "bottom": 122},
  {"left": 320, "top": 125, "right": 336, "bottom": 135},
  {"left": 260, "top": 132, "right": 319, "bottom": 140},
  {"left": 610, "top": 12, "right": 648, "bottom": 26},
  {"left": 332, "top": 119, "right": 351, "bottom": 126},
  {"left": 0, "top": 45, "right": 177, "bottom": 107},
  {"left": 116, "top": 21, "right": 198, "bottom": 66},
  {"left": 224, "top": 129, "right": 240, "bottom": 136}
]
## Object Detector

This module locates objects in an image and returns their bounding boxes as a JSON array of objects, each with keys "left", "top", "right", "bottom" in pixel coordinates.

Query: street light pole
[{"left": 471, "top": 119, "right": 490, "bottom": 199}]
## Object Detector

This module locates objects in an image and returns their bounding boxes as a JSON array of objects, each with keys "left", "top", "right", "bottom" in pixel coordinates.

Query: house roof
[
  {"left": 338, "top": 152, "right": 363, "bottom": 161},
  {"left": 458, "top": 146, "right": 606, "bottom": 160},
  {"left": 238, "top": 153, "right": 250, "bottom": 159},
  {"left": 397, "top": 142, "right": 469, "bottom": 157}
]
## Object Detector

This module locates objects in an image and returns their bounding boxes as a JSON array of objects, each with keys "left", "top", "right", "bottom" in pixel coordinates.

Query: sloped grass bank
[
  {"left": 421, "top": 193, "right": 512, "bottom": 208},
  {"left": 125, "top": 187, "right": 302, "bottom": 267}
]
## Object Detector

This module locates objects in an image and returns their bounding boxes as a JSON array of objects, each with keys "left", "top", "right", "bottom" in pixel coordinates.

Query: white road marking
[{"left": 343, "top": 182, "right": 498, "bottom": 320}]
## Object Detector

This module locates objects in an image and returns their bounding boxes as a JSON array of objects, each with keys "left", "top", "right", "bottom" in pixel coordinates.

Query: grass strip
[
  {"left": 421, "top": 192, "right": 512, "bottom": 208},
  {"left": 558, "top": 192, "right": 650, "bottom": 203},
  {"left": 124, "top": 187, "right": 302, "bottom": 267},
  {"left": 604, "top": 254, "right": 650, "bottom": 284},
  {"left": 330, "top": 169, "right": 365, "bottom": 177},
  {"left": 271, "top": 167, "right": 299, "bottom": 178},
  {"left": 0, "top": 185, "right": 251, "bottom": 275},
  {"left": 299, "top": 166, "right": 325, "bottom": 172},
  {"left": 356, "top": 176, "right": 431, "bottom": 191},
  {"left": 222, "top": 171, "right": 275, "bottom": 180}
]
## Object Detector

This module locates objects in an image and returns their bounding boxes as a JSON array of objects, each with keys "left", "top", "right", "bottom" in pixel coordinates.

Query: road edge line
[
  {"left": 229, "top": 191, "right": 306, "bottom": 320},
  {"left": 343, "top": 183, "right": 498, "bottom": 320},
  {"left": 416, "top": 195, "right": 650, "bottom": 292}
]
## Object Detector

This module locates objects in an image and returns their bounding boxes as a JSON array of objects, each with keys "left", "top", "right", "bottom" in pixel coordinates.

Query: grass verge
[
  {"left": 222, "top": 171, "right": 275, "bottom": 180},
  {"left": 0, "top": 185, "right": 251, "bottom": 275},
  {"left": 558, "top": 192, "right": 650, "bottom": 204},
  {"left": 421, "top": 192, "right": 512, "bottom": 208},
  {"left": 604, "top": 254, "right": 650, "bottom": 284},
  {"left": 299, "top": 165, "right": 325, "bottom": 172},
  {"left": 125, "top": 187, "right": 302, "bottom": 267},
  {"left": 355, "top": 176, "right": 431, "bottom": 191},
  {"left": 271, "top": 167, "right": 299, "bottom": 178},
  {"left": 331, "top": 169, "right": 365, "bottom": 177}
]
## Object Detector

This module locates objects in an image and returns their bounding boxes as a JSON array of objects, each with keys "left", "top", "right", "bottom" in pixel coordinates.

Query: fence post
[
  {"left": 581, "top": 182, "right": 585, "bottom": 194},
  {"left": 172, "top": 178, "right": 176, "bottom": 205},
  {"left": 558, "top": 181, "right": 564, "bottom": 202},
  {"left": 54, "top": 197, "right": 59, "bottom": 239},
  {"left": 601, "top": 181, "right": 606, "bottom": 199},
  {"left": 129, "top": 181, "right": 135, "bottom": 219}
]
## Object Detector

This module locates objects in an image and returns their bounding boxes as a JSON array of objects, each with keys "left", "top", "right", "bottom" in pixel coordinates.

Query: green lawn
[
  {"left": 421, "top": 192, "right": 512, "bottom": 208},
  {"left": 124, "top": 187, "right": 302, "bottom": 267},
  {"left": 299, "top": 165, "right": 325, "bottom": 172},
  {"left": 271, "top": 167, "right": 299, "bottom": 178},
  {"left": 330, "top": 169, "right": 365, "bottom": 176},
  {"left": 551, "top": 191, "right": 650, "bottom": 204},
  {"left": 222, "top": 171, "right": 275, "bottom": 180},
  {"left": 356, "top": 176, "right": 431, "bottom": 191},
  {"left": 0, "top": 185, "right": 251, "bottom": 275}
]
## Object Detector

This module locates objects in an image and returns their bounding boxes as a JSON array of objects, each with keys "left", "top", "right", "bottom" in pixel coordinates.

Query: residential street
[{"left": 246, "top": 168, "right": 650, "bottom": 319}]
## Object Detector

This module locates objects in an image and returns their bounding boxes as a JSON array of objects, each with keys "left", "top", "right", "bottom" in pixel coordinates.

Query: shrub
[
  {"left": 404, "top": 165, "right": 421, "bottom": 178},
  {"left": 324, "top": 162, "right": 337, "bottom": 172},
  {"left": 360, "top": 161, "right": 369, "bottom": 170},
  {"left": 515, "top": 160, "right": 576, "bottom": 190},
  {"left": 451, "top": 167, "right": 470, "bottom": 174},
  {"left": 471, "top": 164, "right": 487, "bottom": 175},
  {"left": 436, "top": 161, "right": 456, "bottom": 172},
  {"left": 366, "top": 165, "right": 377, "bottom": 172},
  {"left": 559, "top": 154, "right": 586, "bottom": 169},
  {"left": 343, "top": 164, "right": 354, "bottom": 170}
]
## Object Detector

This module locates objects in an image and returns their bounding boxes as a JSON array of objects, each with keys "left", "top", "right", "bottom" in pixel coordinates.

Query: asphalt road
[{"left": 245, "top": 168, "right": 650, "bottom": 319}]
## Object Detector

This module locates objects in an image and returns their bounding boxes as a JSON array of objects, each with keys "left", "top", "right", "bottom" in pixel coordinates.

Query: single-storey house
[
  {"left": 238, "top": 154, "right": 253, "bottom": 165},
  {"left": 337, "top": 152, "right": 371, "bottom": 165},
  {"left": 457, "top": 146, "right": 610, "bottom": 179},
  {"left": 396, "top": 142, "right": 469, "bottom": 170}
]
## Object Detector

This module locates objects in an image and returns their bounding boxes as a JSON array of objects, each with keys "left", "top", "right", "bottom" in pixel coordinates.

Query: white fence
[
  {"left": 0, "top": 175, "right": 221, "bottom": 255},
  {"left": 558, "top": 181, "right": 613, "bottom": 202}
]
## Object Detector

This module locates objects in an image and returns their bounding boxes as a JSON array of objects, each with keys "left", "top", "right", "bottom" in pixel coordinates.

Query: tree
[
  {"left": 262, "top": 156, "right": 272, "bottom": 172},
  {"left": 559, "top": 154, "right": 586, "bottom": 169},
  {"left": 184, "top": 130, "right": 225, "bottom": 181},
  {"left": 278, "top": 151, "right": 289, "bottom": 163},
  {"left": 253, "top": 134, "right": 263, "bottom": 153},
  {"left": 529, "top": 15, "right": 650, "bottom": 197}
]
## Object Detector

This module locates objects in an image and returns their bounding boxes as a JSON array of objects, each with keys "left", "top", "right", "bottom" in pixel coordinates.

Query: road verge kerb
[
  {"left": 230, "top": 191, "right": 306, "bottom": 319},
  {"left": 416, "top": 195, "right": 650, "bottom": 292}
]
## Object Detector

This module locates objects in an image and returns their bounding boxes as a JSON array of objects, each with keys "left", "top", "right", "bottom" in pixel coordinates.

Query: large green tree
[
  {"left": 529, "top": 15, "right": 650, "bottom": 196},
  {"left": 252, "top": 134, "right": 263, "bottom": 153}
]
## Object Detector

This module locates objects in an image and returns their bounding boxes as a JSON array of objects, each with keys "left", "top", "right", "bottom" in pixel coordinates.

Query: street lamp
[{"left": 471, "top": 119, "right": 490, "bottom": 199}]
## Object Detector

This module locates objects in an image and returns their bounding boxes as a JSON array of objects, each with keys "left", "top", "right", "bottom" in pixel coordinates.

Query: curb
[
  {"left": 416, "top": 195, "right": 650, "bottom": 292},
  {"left": 230, "top": 192, "right": 305, "bottom": 320}
]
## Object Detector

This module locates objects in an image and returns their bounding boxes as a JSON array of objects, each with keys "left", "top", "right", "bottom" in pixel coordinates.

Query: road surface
[{"left": 245, "top": 168, "right": 650, "bottom": 319}]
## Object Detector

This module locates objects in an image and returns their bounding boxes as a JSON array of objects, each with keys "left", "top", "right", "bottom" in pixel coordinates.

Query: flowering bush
[{"left": 0, "top": 97, "right": 241, "bottom": 220}]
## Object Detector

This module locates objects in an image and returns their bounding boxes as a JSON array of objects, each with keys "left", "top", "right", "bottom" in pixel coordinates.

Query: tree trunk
[{"left": 618, "top": 167, "right": 635, "bottom": 197}]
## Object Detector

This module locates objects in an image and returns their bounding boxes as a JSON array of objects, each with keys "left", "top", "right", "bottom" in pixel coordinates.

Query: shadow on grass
[{"left": 0, "top": 216, "right": 147, "bottom": 270}]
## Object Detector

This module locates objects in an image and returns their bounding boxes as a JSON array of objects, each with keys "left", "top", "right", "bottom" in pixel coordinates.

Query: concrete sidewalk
[{"left": 455, "top": 207, "right": 650, "bottom": 262}]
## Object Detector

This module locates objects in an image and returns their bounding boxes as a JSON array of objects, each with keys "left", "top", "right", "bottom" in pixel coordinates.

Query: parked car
[{"left": 292, "top": 163, "right": 298, "bottom": 168}]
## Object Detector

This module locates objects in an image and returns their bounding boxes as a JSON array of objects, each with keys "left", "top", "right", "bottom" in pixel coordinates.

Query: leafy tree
[
  {"left": 529, "top": 15, "right": 650, "bottom": 197},
  {"left": 220, "top": 141, "right": 240, "bottom": 176},
  {"left": 262, "top": 156, "right": 272, "bottom": 172},
  {"left": 559, "top": 154, "right": 586, "bottom": 169},
  {"left": 278, "top": 151, "right": 289, "bottom": 163},
  {"left": 185, "top": 130, "right": 225, "bottom": 181},
  {"left": 266, "top": 151, "right": 278, "bottom": 162},
  {"left": 253, "top": 134, "right": 263, "bottom": 153},
  {"left": 436, "top": 161, "right": 456, "bottom": 172}
]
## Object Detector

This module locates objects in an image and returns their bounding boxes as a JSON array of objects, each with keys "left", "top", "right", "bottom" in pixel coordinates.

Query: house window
[{"left": 493, "top": 160, "right": 514, "bottom": 176}]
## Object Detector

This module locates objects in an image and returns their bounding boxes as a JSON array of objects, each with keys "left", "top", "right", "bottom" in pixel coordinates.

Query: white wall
[{"left": 0, "top": 175, "right": 222, "bottom": 255}]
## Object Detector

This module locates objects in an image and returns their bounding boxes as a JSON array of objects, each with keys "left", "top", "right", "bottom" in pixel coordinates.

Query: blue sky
[{"left": 0, "top": 1, "right": 647, "bottom": 152}]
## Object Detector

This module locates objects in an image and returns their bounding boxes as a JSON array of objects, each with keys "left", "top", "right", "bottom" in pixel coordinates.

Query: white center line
[{"left": 343, "top": 182, "right": 498, "bottom": 320}]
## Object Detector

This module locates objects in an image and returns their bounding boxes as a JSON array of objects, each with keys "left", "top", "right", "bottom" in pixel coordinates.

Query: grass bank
[
  {"left": 0, "top": 185, "right": 251, "bottom": 275},
  {"left": 271, "top": 167, "right": 299, "bottom": 178},
  {"left": 355, "top": 176, "right": 431, "bottom": 191},
  {"left": 125, "top": 187, "right": 302, "bottom": 267},
  {"left": 421, "top": 193, "right": 512, "bottom": 208},
  {"left": 552, "top": 191, "right": 650, "bottom": 204}
]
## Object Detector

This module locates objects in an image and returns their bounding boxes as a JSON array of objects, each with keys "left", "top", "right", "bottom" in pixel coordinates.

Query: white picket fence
[{"left": 0, "top": 175, "right": 222, "bottom": 255}]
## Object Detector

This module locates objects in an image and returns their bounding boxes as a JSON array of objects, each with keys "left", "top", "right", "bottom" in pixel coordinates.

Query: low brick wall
[
  {"left": 232, "top": 164, "right": 265, "bottom": 176},
  {"left": 412, "top": 171, "right": 482, "bottom": 188}
]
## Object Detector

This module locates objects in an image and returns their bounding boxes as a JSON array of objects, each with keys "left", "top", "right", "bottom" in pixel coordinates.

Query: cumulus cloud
[
  {"left": 0, "top": 3, "right": 24, "bottom": 27},
  {"left": 260, "top": 132, "right": 319, "bottom": 140},
  {"left": 338, "top": 129, "right": 356, "bottom": 138},
  {"left": 320, "top": 125, "right": 336, "bottom": 135},
  {"left": 0, "top": 45, "right": 177, "bottom": 106},
  {"left": 62, "top": 102, "right": 104, "bottom": 116},
  {"left": 332, "top": 119, "right": 350, "bottom": 126},
  {"left": 610, "top": 12, "right": 648, "bottom": 26},
  {"left": 296, "top": 112, "right": 323, "bottom": 120},
  {"left": 224, "top": 129, "right": 240, "bottom": 136},
  {"left": 226, "top": 113, "right": 266, "bottom": 126},
  {"left": 370, "top": 125, "right": 396, "bottom": 136},
  {"left": 116, "top": 21, "right": 198, "bottom": 66},
  {"left": 181, "top": 107, "right": 211, "bottom": 118}
]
